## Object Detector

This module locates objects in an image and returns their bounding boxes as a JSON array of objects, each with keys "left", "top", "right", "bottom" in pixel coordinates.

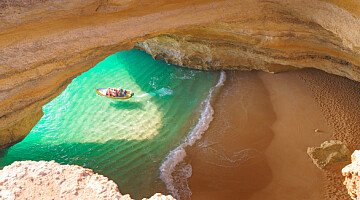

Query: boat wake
[
  {"left": 135, "top": 87, "right": 173, "bottom": 98},
  {"left": 135, "top": 93, "right": 150, "bottom": 98},
  {"left": 159, "top": 71, "right": 226, "bottom": 199},
  {"left": 154, "top": 87, "right": 173, "bottom": 97}
]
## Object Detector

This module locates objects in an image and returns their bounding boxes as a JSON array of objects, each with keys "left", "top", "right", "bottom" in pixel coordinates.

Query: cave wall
[
  {"left": 135, "top": 1, "right": 360, "bottom": 80},
  {"left": 0, "top": 0, "right": 359, "bottom": 147}
]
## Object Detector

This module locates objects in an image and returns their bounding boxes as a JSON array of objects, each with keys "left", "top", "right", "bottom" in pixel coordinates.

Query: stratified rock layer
[
  {"left": 0, "top": 0, "right": 359, "bottom": 147},
  {"left": 342, "top": 150, "right": 360, "bottom": 200},
  {"left": 0, "top": 160, "right": 175, "bottom": 200},
  {"left": 136, "top": 13, "right": 360, "bottom": 77},
  {"left": 307, "top": 140, "right": 351, "bottom": 169}
]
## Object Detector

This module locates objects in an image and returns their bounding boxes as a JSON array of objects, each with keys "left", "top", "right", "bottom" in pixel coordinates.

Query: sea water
[{"left": 0, "top": 49, "right": 220, "bottom": 199}]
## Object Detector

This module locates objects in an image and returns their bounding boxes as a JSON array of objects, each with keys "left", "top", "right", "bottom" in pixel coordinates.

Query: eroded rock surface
[
  {"left": 342, "top": 150, "right": 360, "bottom": 200},
  {"left": 136, "top": 4, "right": 360, "bottom": 77},
  {"left": 0, "top": 0, "right": 359, "bottom": 147},
  {"left": 307, "top": 140, "right": 351, "bottom": 169},
  {"left": 0, "top": 160, "right": 174, "bottom": 200}
]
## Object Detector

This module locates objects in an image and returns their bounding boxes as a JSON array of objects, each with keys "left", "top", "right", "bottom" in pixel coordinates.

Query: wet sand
[{"left": 184, "top": 70, "right": 335, "bottom": 199}]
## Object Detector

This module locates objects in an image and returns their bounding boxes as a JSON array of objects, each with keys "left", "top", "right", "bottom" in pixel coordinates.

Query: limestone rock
[
  {"left": 0, "top": 160, "right": 175, "bottom": 200},
  {"left": 342, "top": 150, "right": 360, "bottom": 200},
  {"left": 135, "top": 23, "right": 359, "bottom": 75},
  {"left": 307, "top": 140, "right": 351, "bottom": 169},
  {"left": 0, "top": 0, "right": 359, "bottom": 148}
]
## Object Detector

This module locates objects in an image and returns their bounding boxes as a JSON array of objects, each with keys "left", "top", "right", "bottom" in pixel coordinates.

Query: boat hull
[{"left": 95, "top": 88, "right": 134, "bottom": 100}]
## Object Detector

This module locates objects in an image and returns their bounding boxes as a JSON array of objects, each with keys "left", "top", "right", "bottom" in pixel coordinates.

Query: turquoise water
[{"left": 0, "top": 49, "right": 219, "bottom": 198}]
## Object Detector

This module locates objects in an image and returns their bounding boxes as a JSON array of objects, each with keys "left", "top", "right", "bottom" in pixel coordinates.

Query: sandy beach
[
  {"left": 298, "top": 69, "right": 360, "bottom": 199},
  {"left": 182, "top": 69, "right": 355, "bottom": 200},
  {"left": 0, "top": 0, "right": 359, "bottom": 199}
]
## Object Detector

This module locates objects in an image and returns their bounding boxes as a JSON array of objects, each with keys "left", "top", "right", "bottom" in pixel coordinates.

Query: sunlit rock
[
  {"left": 307, "top": 140, "right": 350, "bottom": 169},
  {"left": 0, "top": 0, "right": 359, "bottom": 149},
  {"left": 342, "top": 150, "right": 360, "bottom": 200},
  {"left": 0, "top": 160, "right": 175, "bottom": 200}
]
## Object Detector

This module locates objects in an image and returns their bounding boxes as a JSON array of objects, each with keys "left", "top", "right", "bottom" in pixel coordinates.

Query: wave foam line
[{"left": 159, "top": 71, "right": 226, "bottom": 199}]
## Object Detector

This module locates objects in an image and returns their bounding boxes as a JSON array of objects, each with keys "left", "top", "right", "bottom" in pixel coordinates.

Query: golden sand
[
  {"left": 184, "top": 70, "right": 347, "bottom": 199},
  {"left": 298, "top": 69, "right": 360, "bottom": 199}
]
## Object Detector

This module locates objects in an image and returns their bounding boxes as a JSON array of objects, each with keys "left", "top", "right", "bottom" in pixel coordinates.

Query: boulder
[{"left": 307, "top": 140, "right": 350, "bottom": 169}]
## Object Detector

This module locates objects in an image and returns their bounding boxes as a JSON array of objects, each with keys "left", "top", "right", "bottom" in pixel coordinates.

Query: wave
[{"left": 159, "top": 71, "right": 226, "bottom": 199}]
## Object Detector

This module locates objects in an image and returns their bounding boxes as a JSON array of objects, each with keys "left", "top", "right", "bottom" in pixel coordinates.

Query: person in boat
[
  {"left": 119, "top": 88, "right": 124, "bottom": 97},
  {"left": 124, "top": 90, "right": 127, "bottom": 96},
  {"left": 106, "top": 88, "right": 111, "bottom": 97},
  {"left": 110, "top": 88, "right": 117, "bottom": 97}
]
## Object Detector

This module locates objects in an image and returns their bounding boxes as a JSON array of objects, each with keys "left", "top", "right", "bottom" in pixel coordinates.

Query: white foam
[
  {"left": 135, "top": 87, "right": 173, "bottom": 98},
  {"left": 156, "top": 87, "right": 173, "bottom": 96},
  {"left": 159, "top": 71, "right": 226, "bottom": 199},
  {"left": 135, "top": 93, "right": 150, "bottom": 98}
]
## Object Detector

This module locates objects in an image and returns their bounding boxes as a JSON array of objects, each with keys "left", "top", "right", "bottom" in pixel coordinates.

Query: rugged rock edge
[
  {"left": 342, "top": 151, "right": 360, "bottom": 200},
  {"left": 0, "top": 160, "right": 175, "bottom": 200},
  {"left": 307, "top": 140, "right": 351, "bottom": 169},
  {"left": 0, "top": 0, "right": 359, "bottom": 148}
]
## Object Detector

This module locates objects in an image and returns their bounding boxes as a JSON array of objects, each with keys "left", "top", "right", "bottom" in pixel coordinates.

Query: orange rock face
[{"left": 0, "top": 0, "right": 359, "bottom": 148}]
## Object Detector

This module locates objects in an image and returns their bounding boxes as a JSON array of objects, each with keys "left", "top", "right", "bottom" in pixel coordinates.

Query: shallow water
[{"left": 0, "top": 49, "right": 219, "bottom": 199}]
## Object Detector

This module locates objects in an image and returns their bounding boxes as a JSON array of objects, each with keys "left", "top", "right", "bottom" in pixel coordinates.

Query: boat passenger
[
  {"left": 106, "top": 88, "right": 111, "bottom": 96},
  {"left": 117, "top": 88, "right": 121, "bottom": 97},
  {"left": 119, "top": 88, "right": 124, "bottom": 97},
  {"left": 111, "top": 88, "right": 117, "bottom": 97},
  {"left": 124, "top": 90, "right": 127, "bottom": 96}
]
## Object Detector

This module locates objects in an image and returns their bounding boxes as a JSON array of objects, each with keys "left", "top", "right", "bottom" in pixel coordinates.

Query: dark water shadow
[
  {"left": 0, "top": 149, "right": 7, "bottom": 158},
  {"left": 110, "top": 101, "right": 144, "bottom": 110}
]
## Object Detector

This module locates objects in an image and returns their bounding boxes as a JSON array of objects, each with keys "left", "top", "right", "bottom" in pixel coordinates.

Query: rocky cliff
[
  {"left": 0, "top": 0, "right": 359, "bottom": 147},
  {"left": 135, "top": 3, "right": 360, "bottom": 77},
  {"left": 0, "top": 160, "right": 175, "bottom": 200}
]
